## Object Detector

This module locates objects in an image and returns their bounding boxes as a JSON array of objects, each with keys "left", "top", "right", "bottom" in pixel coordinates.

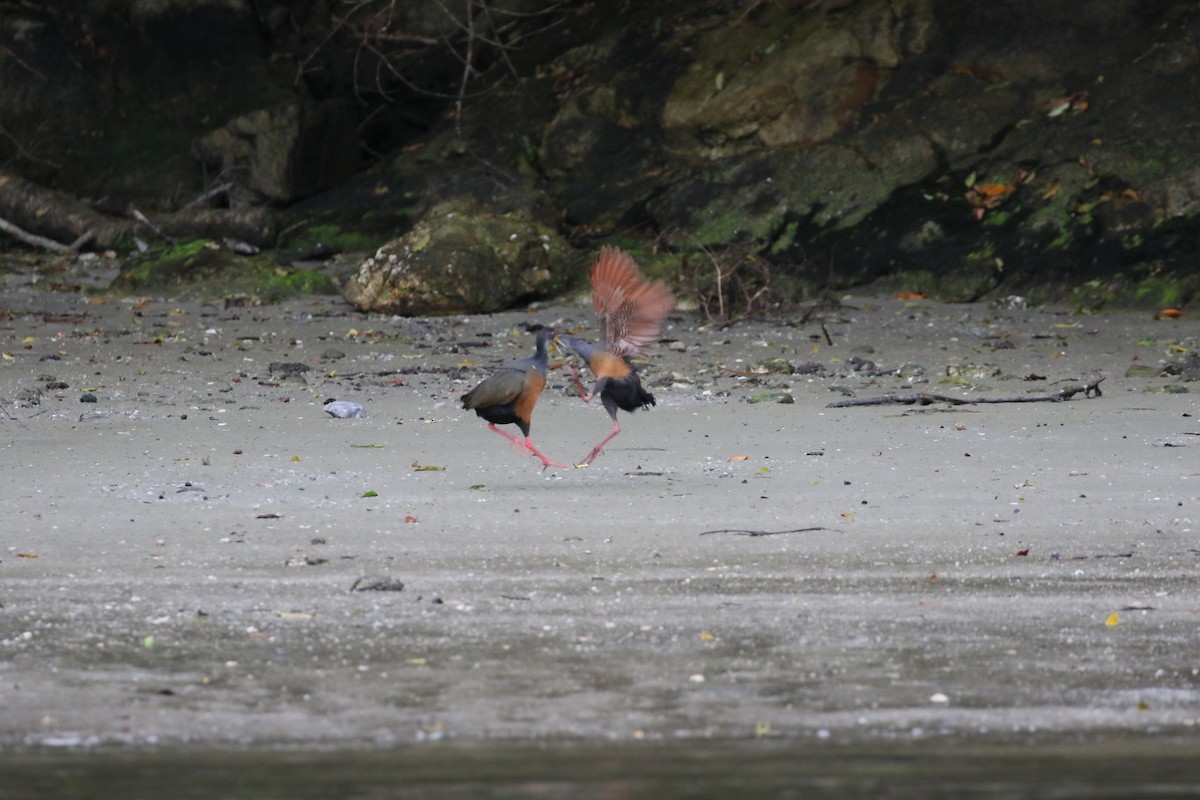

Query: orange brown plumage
[
  {"left": 460, "top": 327, "right": 566, "bottom": 470},
  {"left": 557, "top": 247, "right": 674, "bottom": 465}
]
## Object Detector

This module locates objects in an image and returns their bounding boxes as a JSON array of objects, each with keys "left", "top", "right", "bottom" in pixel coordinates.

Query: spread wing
[{"left": 589, "top": 246, "right": 675, "bottom": 357}]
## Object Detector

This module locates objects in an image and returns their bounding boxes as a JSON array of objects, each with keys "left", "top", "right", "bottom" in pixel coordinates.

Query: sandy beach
[{"left": 0, "top": 268, "right": 1197, "bottom": 792}]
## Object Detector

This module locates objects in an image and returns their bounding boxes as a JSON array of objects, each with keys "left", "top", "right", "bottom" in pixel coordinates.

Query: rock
[
  {"left": 342, "top": 198, "right": 575, "bottom": 315},
  {"left": 193, "top": 100, "right": 360, "bottom": 203},
  {"left": 323, "top": 400, "right": 366, "bottom": 419},
  {"left": 661, "top": 0, "right": 935, "bottom": 158}
]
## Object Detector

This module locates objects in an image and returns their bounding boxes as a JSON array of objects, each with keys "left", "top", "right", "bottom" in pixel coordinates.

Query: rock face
[
  {"left": 0, "top": 0, "right": 303, "bottom": 208},
  {"left": 2, "top": 0, "right": 1198, "bottom": 310},
  {"left": 661, "top": 0, "right": 934, "bottom": 156}
]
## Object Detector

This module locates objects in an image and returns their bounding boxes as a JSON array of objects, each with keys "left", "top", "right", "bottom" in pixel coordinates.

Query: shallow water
[{"left": 2, "top": 739, "right": 1198, "bottom": 799}]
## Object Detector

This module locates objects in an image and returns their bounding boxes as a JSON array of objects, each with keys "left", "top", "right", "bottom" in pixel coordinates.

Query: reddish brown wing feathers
[{"left": 590, "top": 246, "right": 675, "bottom": 357}]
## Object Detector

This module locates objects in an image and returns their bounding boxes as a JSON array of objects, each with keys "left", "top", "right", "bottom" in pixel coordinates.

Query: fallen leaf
[
  {"left": 698, "top": 632, "right": 716, "bottom": 641},
  {"left": 404, "top": 515, "right": 417, "bottom": 523},
  {"left": 1016, "top": 548, "right": 1030, "bottom": 557},
  {"left": 16, "top": 553, "right": 38, "bottom": 559},
  {"left": 728, "top": 454, "right": 750, "bottom": 462},
  {"left": 894, "top": 291, "right": 925, "bottom": 300},
  {"left": 974, "top": 182, "right": 1016, "bottom": 198},
  {"left": 275, "top": 611, "right": 313, "bottom": 620},
  {"left": 1105, "top": 612, "right": 1120, "bottom": 627},
  {"left": 1156, "top": 308, "right": 1183, "bottom": 319},
  {"left": 362, "top": 490, "right": 378, "bottom": 498},
  {"left": 411, "top": 461, "right": 445, "bottom": 472}
]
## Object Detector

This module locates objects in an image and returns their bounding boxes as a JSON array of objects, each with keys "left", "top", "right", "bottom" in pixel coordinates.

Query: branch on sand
[{"left": 826, "top": 378, "right": 1105, "bottom": 408}]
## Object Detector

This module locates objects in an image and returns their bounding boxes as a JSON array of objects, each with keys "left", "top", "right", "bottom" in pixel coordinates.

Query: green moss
[
  {"left": 966, "top": 242, "right": 995, "bottom": 262},
  {"left": 284, "top": 223, "right": 392, "bottom": 253},
  {"left": 109, "top": 244, "right": 338, "bottom": 302},
  {"left": 159, "top": 239, "right": 210, "bottom": 261},
  {"left": 1134, "top": 278, "right": 1180, "bottom": 308},
  {"left": 1044, "top": 228, "right": 1072, "bottom": 251},
  {"left": 261, "top": 268, "right": 337, "bottom": 301}
]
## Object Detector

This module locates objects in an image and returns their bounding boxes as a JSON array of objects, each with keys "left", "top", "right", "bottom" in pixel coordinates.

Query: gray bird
[{"left": 461, "top": 327, "right": 566, "bottom": 470}]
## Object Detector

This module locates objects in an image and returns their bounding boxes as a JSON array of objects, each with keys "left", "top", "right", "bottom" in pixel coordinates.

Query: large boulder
[{"left": 342, "top": 197, "right": 575, "bottom": 315}]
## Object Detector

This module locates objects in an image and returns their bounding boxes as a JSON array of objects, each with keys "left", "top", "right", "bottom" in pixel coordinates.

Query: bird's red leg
[
  {"left": 487, "top": 422, "right": 528, "bottom": 455},
  {"left": 570, "top": 362, "right": 594, "bottom": 403},
  {"left": 524, "top": 437, "right": 568, "bottom": 470},
  {"left": 581, "top": 418, "right": 621, "bottom": 465}
]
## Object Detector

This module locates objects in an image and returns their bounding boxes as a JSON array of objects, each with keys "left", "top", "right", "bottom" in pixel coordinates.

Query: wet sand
[{"left": 1, "top": 273, "right": 1197, "bottom": 791}]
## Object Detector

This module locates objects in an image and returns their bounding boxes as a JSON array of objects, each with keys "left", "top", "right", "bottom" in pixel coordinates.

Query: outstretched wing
[{"left": 590, "top": 247, "right": 675, "bottom": 357}]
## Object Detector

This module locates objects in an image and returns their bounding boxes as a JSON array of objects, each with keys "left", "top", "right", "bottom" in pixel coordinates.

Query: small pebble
[
  {"left": 80, "top": 393, "right": 97, "bottom": 403},
  {"left": 324, "top": 400, "right": 365, "bottom": 418}
]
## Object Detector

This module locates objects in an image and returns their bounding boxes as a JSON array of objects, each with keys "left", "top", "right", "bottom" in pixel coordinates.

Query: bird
[
  {"left": 460, "top": 327, "right": 567, "bottom": 470},
  {"left": 556, "top": 246, "right": 675, "bottom": 465}
]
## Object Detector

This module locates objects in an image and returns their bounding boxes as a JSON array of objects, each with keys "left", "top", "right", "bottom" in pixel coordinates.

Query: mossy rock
[{"left": 343, "top": 199, "right": 576, "bottom": 315}]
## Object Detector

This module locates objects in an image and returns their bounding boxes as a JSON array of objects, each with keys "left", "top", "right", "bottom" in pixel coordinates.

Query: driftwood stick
[
  {"left": 699, "top": 526, "right": 827, "bottom": 537},
  {"left": 827, "top": 378, "right": 1105, "bottom": 408},
  {"left": 0, "top": 214, "right": 72, "bottom": 253},
  {"left": 130, "top": 207, "right": 173, "bottom": 242},
  {"left": 67, "top": 230, "right": 96, "bottom": 252},
  {"left": 180, "top": 181, "right": 233, "bottom": 211}
]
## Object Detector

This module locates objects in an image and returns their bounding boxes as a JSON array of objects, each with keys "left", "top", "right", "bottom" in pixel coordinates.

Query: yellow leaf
[
  {"left": 1105, "top": 612, "right": 1120, "bottom": 627},
  {"left": 291, "top": 455, "right": 300, "bottom": 462},
  {"left": 275, "top": 611, "right": 312, "bottom": 620},
  {"left": 698, "top": 632, "right": 715, "bottom": 641}
]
